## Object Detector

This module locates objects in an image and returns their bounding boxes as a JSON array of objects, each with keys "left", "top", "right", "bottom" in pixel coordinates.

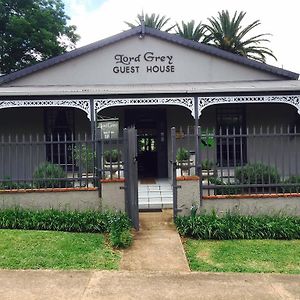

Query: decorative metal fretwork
[
  {"left": 0, "top": 99, "right": 91, "bottom": 119},
  {"left": 198, "top": 95, "right": 300, "bottom": 116},
  {"left": 95, "top": 97, "right": 195, "bottom": 117}
]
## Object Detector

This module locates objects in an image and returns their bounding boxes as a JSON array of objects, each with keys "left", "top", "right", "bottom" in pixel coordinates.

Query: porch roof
[{"left": 0, "top": 80, "right": 300, "bottom": 97}]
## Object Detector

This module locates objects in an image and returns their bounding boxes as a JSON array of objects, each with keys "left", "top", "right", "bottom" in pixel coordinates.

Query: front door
[{"left": 125, "top": 108, "right": 168, "bottom": 178}]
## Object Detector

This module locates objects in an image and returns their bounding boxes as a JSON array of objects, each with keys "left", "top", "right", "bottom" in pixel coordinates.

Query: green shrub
[
  {"left": 104, "top": 149, "right": 122, "bottom": 163},
  {"left": 281, "top": 176, "right": 300, "bottom": 193},
  {"left": 201, "top": 160, "right": 214, "bottom": 170},
  {"left": 73, "top": 144, "right": 95, "bottom": 173},
  {"left": 176, "top": 147, "right": 190, "bottom": 161},
  {"left": 109, "top": 229, "right": 133, "bottom": 248},
  {"left": 208, "top": 177, "right": 242, "bottom": 195},
  {"left": 0, "top": 208, "right": 133, "bottom": 248},
  {"left": 0, "top": 177, "right": 31, "bottom": 190},
  {"left": 236, "top": 163, "right": 280, "bottom": 185},
  {"left": 175, "top": 212, "right": 300, "bottom": 240},
  {"left": 109, "top": 213, "right": 133, "bottom": 248},
  {"left": 33, "top": 162, "right": 67, "bottom": 188}
]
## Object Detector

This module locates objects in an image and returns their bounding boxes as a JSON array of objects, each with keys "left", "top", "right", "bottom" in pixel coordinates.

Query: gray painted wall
[
  {"left": 177, "top": 180, "right": 300, "bottom": 216},
  {"left": 0, "top": 190, "right": 101, "bottom": 211},
  {"left": 0, "top": 184, "right": 125, "bottom": 212},
  {"left": 8, "top": 36, "right": 283, "bottom": 86},
  {"left": 0, "top": 108, "right": 45, "bottom": 180},
  {"left": 0, "top": 108, "right": 91, "bottom": 180}
]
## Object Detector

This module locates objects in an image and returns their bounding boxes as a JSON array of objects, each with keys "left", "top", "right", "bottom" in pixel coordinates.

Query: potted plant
[
  {"left": 201, "top": 159, "right": 215, "bottom": 177},
  {"left": 104, "top": 149, "right": 121, "bottom": 163},
  {"left": 176, "top": 147, "right": 192, "bottom": 176},
  {"left": 104, "top": 149, "right": 122, "bottom": 178},
  {"left": 73, "top": 144, "right": 95, "bottom": 176}
]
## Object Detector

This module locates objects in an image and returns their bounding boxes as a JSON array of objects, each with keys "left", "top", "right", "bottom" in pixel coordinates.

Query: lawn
[
  {"left": 185, "top": 239, "right": 300, "bottom": 274},
  {"left": 0, "top": 229, "right": 120, "bottom": 270}
]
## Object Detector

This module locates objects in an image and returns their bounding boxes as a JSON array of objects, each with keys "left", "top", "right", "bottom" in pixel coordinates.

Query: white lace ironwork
[
  {"left": 0, "top": 99, "right": 91, "bottom": 119},
  {"left": 198, "top": 95, "right": 300, "bottom": 116},
  {"left": 94, "top": 97, "right": 195, "bottom": 117},
  {"left": 2, "top": 95, "right": 299, "bottom": 121}
]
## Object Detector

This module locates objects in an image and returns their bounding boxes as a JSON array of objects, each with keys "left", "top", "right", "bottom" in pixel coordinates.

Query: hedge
[
  {"left": 0, "top": 208, "right": 133, "bottom": 248},
  {"left": 175, "top": 212, "right": 300, "bottom": 240}
]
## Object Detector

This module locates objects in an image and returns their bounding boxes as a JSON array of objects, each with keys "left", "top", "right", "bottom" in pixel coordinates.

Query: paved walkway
[
  {"left": 120, "top": 210, "right": 190, "bottom": 272},
  {"left": 1, "top": 270, "right": 299, "bottom": 299}
]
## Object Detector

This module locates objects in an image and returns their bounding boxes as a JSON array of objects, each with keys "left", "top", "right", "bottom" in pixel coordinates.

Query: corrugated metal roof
[
  {"left": 0, "top": 80, "right": 300, "bottom": 97},
  {"left": 0, "top": 26, "right": 298, "bottom": 85}
]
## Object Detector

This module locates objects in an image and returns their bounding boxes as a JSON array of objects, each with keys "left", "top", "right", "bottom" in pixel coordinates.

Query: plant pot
[
  {"left": 201, "top": 169, "right": 215, "bottom": 177},
  {"left": 79, "top": 172, "right": 95, "bottom": 187},
  {"left": 104, "top": 162, "right": 123, "bottom": 178},
  {"left": 177, "top": 160, "right": 193, "bottom": 176}
]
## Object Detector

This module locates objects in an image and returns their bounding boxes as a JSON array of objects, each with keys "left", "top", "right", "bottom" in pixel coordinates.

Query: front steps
[{"left": 138, "top": 179, "right": 173, "bottom": 210}]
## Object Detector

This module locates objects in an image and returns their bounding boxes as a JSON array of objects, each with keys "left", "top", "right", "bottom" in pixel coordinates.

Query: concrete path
[
  {"left": 0, "top": 270, "right": 299, "bottom": 300},
  {"left": 120, "top": 210, "right": 190, "bottom": 272}
]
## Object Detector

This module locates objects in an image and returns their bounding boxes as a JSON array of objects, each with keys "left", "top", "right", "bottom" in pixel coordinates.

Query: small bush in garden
[
  {"left": 236, "top": 163, "right": 280, "bottom": 185},
  {"left": 109, "top": 213, "right": 133, "bottom": 248},
  {"left": 175, "top": 212, "right": 300, "bottom": 240},
  {"left": 176, "top": 147, "right": 190, "bottom": 161},
  {"left": 73, "top": 144, "right": 95, "bottom": 173},
  {"left": 208, "top": 177, "right": 242, "bottom": 195},
  {"left": 0, "top": 176, "right": 31, "bottom": 190},
  {"left": 281, "top": 176, "right": 300, "bottom": 193},
  {"left": 201, "top": 160, "right": 214, "bottom": 170},
  {"left": 109, "top": 228, "right": 133, "bottom": 248},
  {"left": 33, "top": 162, "right": 67, "bottom": 188},
  {"left": 0, "top": 208, "right": 133, "bottom": 248}
]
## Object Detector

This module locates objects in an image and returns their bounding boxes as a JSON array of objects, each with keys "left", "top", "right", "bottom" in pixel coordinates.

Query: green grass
[
  {"left": 185, "top": 239, "right": 300, "bottom": 274},
  {"left": 0, "top": 229, "right": 120, "bottom": 270}
]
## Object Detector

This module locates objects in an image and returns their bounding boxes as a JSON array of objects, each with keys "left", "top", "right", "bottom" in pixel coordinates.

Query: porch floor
[{"left": 138, "top": 179, "right": 173, "bottom": 210}]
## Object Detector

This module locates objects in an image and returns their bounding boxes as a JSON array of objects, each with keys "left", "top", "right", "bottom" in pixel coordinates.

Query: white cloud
[{"left": 66, "top": 0, "right": 300, "bottom": 74}]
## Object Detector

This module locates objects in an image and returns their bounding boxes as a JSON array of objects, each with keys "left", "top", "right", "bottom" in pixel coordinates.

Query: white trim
[
  {"left": 198, "top": 95, "right": 300, "bottom": 116},
  {"left": 94, "top": 97, "right": 195, "bottom": 117},
  {"left": 0, "top": 99, "right": 91, "bottom": 120}
]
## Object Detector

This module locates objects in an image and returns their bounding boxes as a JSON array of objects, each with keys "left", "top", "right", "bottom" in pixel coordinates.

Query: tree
[
  {"left": 125, "top": 12, "right": 175, "bottom": 32},
  {"left": 203, "top": 10, "right": 276, "bottom": 63},
  {"left": 0, "top": 0, "right": 79, "bottom": 75},
  {"left": 175, "top": 20, "right": 206, "bottom": 42}
]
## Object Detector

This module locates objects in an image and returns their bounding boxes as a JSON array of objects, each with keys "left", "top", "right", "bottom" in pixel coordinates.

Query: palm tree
[
  {"left": 125, "top": 12, "right": 175, "bottom": 32},
  {"left": 175, "top": 20, "right": 206, "bottom": 42},
  {"left": 203, "top": 10, "right": 276, "bottom": 63}
]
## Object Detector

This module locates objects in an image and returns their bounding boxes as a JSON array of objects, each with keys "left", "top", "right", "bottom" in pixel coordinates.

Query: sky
[{"left": 63, "top": 0, "right": 300, "bottom": 75}]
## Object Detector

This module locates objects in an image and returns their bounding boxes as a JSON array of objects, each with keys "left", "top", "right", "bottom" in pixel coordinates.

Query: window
[
  {"left": 216, "top": 104, "right": 247, "bottom": 166},
  {"left": 44, "top": 108, "right": 75, "bottom": 166}
]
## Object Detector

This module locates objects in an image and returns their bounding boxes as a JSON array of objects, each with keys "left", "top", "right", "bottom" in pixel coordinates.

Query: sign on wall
[
  {"left": 112, "top": 51, "right": 175, "bottom": 74},
  {"left": 97, "top": 118, "right": 119, "bottom": 139}
]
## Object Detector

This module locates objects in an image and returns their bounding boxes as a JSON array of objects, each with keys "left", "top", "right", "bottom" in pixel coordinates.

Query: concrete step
[{"left": 138, "top": 181, "right": 173, "bottom": 209}]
